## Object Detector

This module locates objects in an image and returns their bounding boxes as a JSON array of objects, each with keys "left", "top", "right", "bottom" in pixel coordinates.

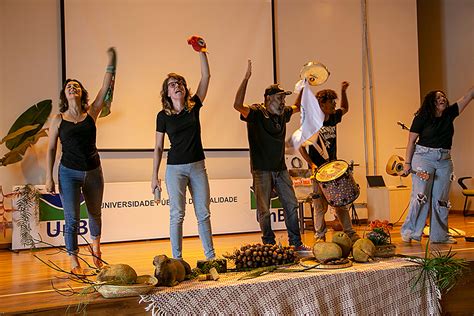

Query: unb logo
[
  {"left": 250, "top": 190, "right": 282, "bottom": 209},
  {"left": 250, "top": 189, "right": 286, "bottom": 223},
  {"left": 39, "top": 194, "right": 88, "bottom": 221}
]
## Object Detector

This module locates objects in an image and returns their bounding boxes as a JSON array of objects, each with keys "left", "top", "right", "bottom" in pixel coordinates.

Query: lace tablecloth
[{"left": 140, "top": 258, "right": 439, "bottom": 315}]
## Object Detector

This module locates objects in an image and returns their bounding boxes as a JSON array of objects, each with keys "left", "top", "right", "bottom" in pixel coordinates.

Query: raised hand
[
  {"left": 244, "top": 59, "right": 252, "bottom": 80},
  {"left": 107, "top": 47, "right": 117, "bottom": 67},
  {"left": 188, "top": 36, "right": 207, "bottom": 52},
  {"left": 342, "top": 81, "right": 349, "bottom": 91}
]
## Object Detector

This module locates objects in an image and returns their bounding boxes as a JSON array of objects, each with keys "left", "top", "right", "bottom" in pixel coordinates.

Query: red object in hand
[{"left": 187, "top": 36, "right": 207, "bottom": 52}]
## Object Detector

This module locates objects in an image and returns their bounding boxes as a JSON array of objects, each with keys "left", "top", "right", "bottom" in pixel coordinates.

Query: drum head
[
  {"left": 315, "top": 160, "right": 349, "bottom": 182},
  {"left": 300, "top": 61, "right": 330, "bottom": 86}
]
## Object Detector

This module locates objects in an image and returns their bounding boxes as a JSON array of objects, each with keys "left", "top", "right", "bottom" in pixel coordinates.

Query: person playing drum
[
  {"left": 233, "top": 60, "right": 311, "bottom": 255},
  {"left": 299, "top": 81, "right": 360, "bottom": 243}
]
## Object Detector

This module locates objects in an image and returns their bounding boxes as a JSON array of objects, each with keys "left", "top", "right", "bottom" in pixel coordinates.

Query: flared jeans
[{"left": 401, "top": 145, "right": 453, "bottom": 242}]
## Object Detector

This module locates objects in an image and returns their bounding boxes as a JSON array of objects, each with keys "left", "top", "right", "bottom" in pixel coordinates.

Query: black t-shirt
[
  {"left": 59, "top": 114, "right": 101, "bottom": 171},
  {"left": 308, "top": 109, "right": 343, "bottom": 167},
  {"left": 156, "top": 95, "right": 205, "bottom": 165},
  {"left": 410, "top": 103, "right": 459, "bottom": 149},
  {"left": 241, "top": 105, "right": 293, "bottom": 171}
]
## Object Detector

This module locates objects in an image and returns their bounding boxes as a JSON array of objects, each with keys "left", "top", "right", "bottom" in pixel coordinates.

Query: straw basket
[
  {"left": 374, "top": 244, "right": 396, "bottom": 258},
  {"left": 95, "top": 275, "right": 158, "bottom": 298}
]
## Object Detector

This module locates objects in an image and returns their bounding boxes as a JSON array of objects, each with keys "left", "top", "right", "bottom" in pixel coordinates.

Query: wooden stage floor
[{"left": 1, "top": 213, "right": 474, "bottom": 315}]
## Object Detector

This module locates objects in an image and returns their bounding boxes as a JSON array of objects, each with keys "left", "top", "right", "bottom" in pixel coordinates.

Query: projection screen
[{"left": 64, "top": 0, "right": 274, "bottom": 150}]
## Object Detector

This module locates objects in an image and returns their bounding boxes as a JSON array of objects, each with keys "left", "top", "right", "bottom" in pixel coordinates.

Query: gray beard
[{"left": 268, "top": 106, "right": 283, "bottom": 115}]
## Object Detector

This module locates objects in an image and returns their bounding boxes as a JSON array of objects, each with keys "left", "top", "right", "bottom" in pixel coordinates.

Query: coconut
[
  {"left": 352, "top": 238, "right": 376, "bottom": 262},
  {"left": 97, "top": 264, "right": 138, "bottom": 285},
  {"left": 312, "top": 242, "right": 343, "bottom": 263},
  {"left": 332, "top": 232, "right": 352, "bottom": 258}
]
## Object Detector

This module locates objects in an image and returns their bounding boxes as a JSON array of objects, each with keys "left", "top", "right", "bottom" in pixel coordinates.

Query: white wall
[
  {"left": 417, "top": 0, "right": 474, "bottom": 210},
  {"left": 64, "top": 0, "right": 275, "bottom": 150},
  {"left": 1, "top": 0, "right": 471, "bottom": 226},
  {"left": 443, "top": 0, "right": 474, "bottom": 210},
  {"left": 276, "top": 0, "right": 420, "bottom": 202},
  {"left": 366, "top": 0, "right": 420, "bottom": 182},
  {"left": 0, "top": 0, "right": 61, "bottom": 188}
]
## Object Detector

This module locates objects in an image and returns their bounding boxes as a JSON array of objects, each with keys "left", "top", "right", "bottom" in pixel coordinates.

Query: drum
[
  {"left": 300, "top": 61, "right": 330, "bottom": 86},
  {"left": 315, "top": 160, "right": 360, "bottom": 207}
]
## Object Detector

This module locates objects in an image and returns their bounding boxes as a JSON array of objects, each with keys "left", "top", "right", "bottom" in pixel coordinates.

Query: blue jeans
[
  {"left": 165, "top": 160, "right": 215, "bottom": 260},
  {"left": 401, "top": 145, "right": 453, "bottom": 242},
  {"left": 252, "top": 169, "right": 302, "bottom": 246},
  {"left": 58, "top": 164, "right": 104, "bottom": 254}
]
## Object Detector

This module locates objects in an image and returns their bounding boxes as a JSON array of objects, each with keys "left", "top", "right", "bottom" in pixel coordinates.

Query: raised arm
[
  {"left": 340, "top": 81, "right": 349, "bottom": 115},
  {"left": 88, "top": 47, "right": 117, "bottom": 120},
  {"left": 233, "top": 60, "right": 252, "bottom": 118},
  {"left": 456, "top": 85, "right": 474, "bottom": 114},
  {"left": 151, "top": 131, "right": 165, "bottom": 198},
  {"left": 402, "top": 132, "right": 419, "bottom": 176},
  {"left": 195, "top": 51, "right": 211, "bottom": 102},
  {"left": 291, "top": 89, "right": 303, "bottom": 114},
  {"left": 45, "top": 115, "right": 61, "bottom": 194}
]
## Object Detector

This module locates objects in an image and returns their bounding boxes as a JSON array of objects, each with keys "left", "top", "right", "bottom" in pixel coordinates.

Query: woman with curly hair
[
  {"left": 401, "top": 86, "right": 474, "bottom": 244},
  {"left": 151, "top": 39, "right": 215, "bottom": 261},
  {"left": 45, "top": 48, "right": 116, "bottom": 275}
]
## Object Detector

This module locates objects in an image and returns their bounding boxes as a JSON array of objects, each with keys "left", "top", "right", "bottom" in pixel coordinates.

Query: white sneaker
[
  {"left": 401, "top": 235, "right": 412, "bottom": 243},
  {"left": 431, "top": 237, "right": 457, "bottom": 244}
]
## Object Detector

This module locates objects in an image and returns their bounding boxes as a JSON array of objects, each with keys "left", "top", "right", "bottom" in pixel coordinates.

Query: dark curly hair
[
  {"left": 160, "top": 73, "right": 195, "bottom": 115},
  {"left": 316, "top": 89, "right": 338, "bottom": 104},
  {"left": 59, "top": 79, "right": 89, "bottom": 113},
  {"left": 416, "top": 90, "right": 450, "bottom": 119}
]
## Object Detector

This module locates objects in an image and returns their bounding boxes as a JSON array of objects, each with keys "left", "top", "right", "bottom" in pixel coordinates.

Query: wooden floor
[{"left": 1, "top": 213, "right": 474, "bottom": 315}]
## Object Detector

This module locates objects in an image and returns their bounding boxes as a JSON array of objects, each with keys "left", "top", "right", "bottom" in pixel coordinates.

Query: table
[{"left": 140, "top": 258, "right": 439, "bottom": 315}]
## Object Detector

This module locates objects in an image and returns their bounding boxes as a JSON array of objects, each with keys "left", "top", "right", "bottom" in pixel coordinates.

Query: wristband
[{"left": 106, "top": 65, "right": 116, "bottom": 73}]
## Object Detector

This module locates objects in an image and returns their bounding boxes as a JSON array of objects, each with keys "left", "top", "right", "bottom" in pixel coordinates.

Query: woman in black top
[
  {"left": 401, "top": 86, "right": 473, "bottom": 244},
  {"left": 151, "top": 39, "right": 215, "bottom": 260},
  {"left": 46, "top": 48, "right": 116, "bottom": 274}
]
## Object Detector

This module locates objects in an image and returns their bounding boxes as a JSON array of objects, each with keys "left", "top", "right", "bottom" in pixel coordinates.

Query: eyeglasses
[
  {"left": 167, "top": 80, "right": 185, "bottom": 89},
  {"left": 66, "top": 83, "right": 81, "bottom": 89}
]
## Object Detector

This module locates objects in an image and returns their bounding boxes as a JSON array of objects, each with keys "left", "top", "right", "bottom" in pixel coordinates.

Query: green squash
[
  {"left": 97, "top": 264, "right": 138, "bottom": 285},
  {"left": 313, "top": 242, "right": 342, "bottom": 263},
  {"left": 332, "top": 232, "right": 352, "bottom": 258},
  {"left": 352, "top": 238, "right": 376, "bottom": 262}
]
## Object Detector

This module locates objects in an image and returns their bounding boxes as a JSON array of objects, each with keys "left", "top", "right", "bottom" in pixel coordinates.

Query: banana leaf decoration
[
  {"left": 1, "top": 100, "right": 52, "bottom": 167},
  {"left": 1, "top": 125, "right": 39, "bottom": 144}
]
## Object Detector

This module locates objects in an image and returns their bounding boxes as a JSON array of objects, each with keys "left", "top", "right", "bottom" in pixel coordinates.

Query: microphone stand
[
  {"left": 396, "top": 121, "right": 409, "bottom": 187},
  {"left": 349, "top": 160, "right": 360, "bottom": 225},
  {"left": 397, "top": 175, "right": 407, "bottom": 188}
]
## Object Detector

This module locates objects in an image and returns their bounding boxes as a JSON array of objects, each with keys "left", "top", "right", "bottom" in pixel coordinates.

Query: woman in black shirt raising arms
[
  {"left": 401, "top": 85, "right": 474, "bottom": 244},
  {"left": 151, "top": 38, "right": 215, "bottom": 261}
]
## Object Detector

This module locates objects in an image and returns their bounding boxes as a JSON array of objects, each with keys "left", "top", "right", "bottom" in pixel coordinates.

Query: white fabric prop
[{"left": 286, "top": 80, "right": 325, "bottom": 154}]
